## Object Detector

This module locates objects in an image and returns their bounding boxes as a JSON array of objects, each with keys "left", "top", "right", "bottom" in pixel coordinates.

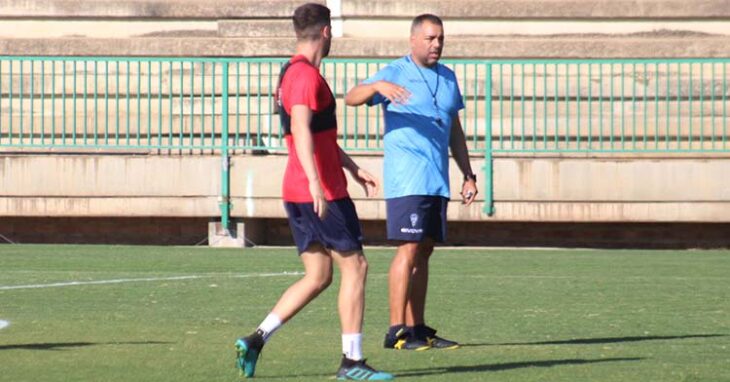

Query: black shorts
[
  {"left": 386, "top": 195, "right": 448, "bottom": 243},
  {"left": 284, "top": 197, "right": 363, "bottom": 254}
]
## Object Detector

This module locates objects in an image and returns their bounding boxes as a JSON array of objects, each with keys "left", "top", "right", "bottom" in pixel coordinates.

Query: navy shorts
[
  {"left": 386, "top": 195, "right": 448, "bottom": 243},
  {"left": 284, "top": 197, "right": 364, "bottom": 254}
]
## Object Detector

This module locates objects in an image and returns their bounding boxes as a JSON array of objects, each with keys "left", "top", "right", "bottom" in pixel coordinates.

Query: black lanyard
[{"left": 412, "top": 58, "right": 442, "bottom": 126}]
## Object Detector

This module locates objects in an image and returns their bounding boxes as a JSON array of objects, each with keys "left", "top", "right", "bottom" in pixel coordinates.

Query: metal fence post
[
  {"left": 484, "top": 62, "right": 495, "bottom": 216},
  {"left": 220, "top": 61, "right": 231, "bottom": 232}
]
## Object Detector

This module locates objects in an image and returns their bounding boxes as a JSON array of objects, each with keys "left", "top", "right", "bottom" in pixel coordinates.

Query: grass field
[{"left": 1, "top": 245, "right": 729, "bottom": 382}]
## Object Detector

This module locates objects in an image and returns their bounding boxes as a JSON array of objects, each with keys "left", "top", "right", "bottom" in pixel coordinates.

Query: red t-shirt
[{"left": 279, "top": 55, "right": 349, "bottom": 202}]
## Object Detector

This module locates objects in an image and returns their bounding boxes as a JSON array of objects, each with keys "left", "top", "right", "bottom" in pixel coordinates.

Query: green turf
[{"left": 1, "top": 245, "right": 729, "bottom": 381}]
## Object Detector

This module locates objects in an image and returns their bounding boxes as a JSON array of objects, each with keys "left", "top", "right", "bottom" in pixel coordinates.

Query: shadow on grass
[
  {"left": 258, "top": 357, "right": 643, "bottom": 379},
  {"left": 257, "top": 373, "right": 333, "bottom": 379},
  {"left": 460, "top": 333, "right": 727, "bottom": 348},
  {"left": 396, "top": 357, "right": 644, "bottom": 378},
  {"left": 0, "top": 341, "right": 171, "bottom": 351}
]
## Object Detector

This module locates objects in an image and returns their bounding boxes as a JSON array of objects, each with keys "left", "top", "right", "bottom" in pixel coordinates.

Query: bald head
[{"left": 410, "top": 14, "right": 443, "bottom": 36}]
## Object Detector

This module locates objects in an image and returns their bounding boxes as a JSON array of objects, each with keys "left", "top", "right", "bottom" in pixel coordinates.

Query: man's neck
[{"left": 295, "top": 41, "right": 323, "bottom": 67}]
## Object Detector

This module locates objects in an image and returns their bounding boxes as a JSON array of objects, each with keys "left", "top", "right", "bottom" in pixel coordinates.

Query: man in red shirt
[{"left": 234, "top": 3, "right": 393, "bottom": 381}]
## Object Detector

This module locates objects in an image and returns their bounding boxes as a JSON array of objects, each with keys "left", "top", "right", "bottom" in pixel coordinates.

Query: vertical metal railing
[
  {"left": 483, "top": 58, "right": 730, "bottom": 215},
  {"left": 0, "top": 57, "right": 234, "bottom": 151},
  {"left": 487, "top": 59, "right": 730, "bottom": 153},
  {"left": 0, "top": 57, "right": 488, "bottom": 153},
  {"left": 220, "top": 63, "right": 231, "bottom": 231},
  {"left": 484, "top": 62, "right": 495, "bottom": 215}
]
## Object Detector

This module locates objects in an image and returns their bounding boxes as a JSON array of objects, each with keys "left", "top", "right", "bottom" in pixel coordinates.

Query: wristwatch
[{"left": 464, "top": 173, "right": 477, "bottom": 182}]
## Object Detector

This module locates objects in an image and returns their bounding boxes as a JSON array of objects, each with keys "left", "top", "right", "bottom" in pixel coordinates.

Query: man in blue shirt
[{"left": 345, "top": 14, "right": 478, "bottom": 350}]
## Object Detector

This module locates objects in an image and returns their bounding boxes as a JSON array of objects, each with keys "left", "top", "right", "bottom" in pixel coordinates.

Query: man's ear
[
  {"left": 322, "top": 25, "right": 332, "bottom": 39},
  {"left": 409, "top": 34, "right": 417, "bottom": 50}
]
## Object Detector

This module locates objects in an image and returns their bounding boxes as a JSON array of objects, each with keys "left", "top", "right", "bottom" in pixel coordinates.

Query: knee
[
  {"left": 399, "top": 243, "right": 433, "bottom": 269},
  {"left": 392, "top": 256, "right": 415, "bottom": 273},
  {"left": 344, "top": 255, "right": 369, "bottom": 279},
  {"left": 316, "top": 275, "right": 333, "bottom": 292},
  {"left": 394, "top": 243, "right": 419, "bottom": 268},
  {"left": 356, "top": 256, "right": 369, "bottom": 277},
  {"left": 307, "top": 271, "right": 333, "bottom": 292}
]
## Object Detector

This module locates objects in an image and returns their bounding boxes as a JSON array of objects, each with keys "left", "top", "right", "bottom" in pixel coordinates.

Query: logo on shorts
[
  {"left": 410, "top": 213, "right": 419, "bottom": 227},
  {"left": 401, "top": 213, "right": 423, "bottom": 234}
]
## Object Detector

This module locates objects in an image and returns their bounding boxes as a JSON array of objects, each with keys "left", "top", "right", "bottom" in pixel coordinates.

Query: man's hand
[
  {"left": 309, "top": 180, "right": 328, "bottom": 219},
  {"left": 374, "top": 81, "right": 410, "bottom": 105},
  {"left": 353, "top": 168, "right": 379, "bottom": 198},
  {"left": 461, "top": 178, "right": 478, "bottom": 206}
]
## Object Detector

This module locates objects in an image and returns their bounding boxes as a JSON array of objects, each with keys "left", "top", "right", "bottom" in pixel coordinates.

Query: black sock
[
  {"left": 341, "top": 355, "right": 360, "bottom": 367},
  {"left": 387, "top": 324, "right": 406, "bottom": 338},
  {"left": 412, "top": 324, "right": 428, "bottom": 338},
  {"left": 247, "top": 330, "right": 265, "bottom": 349}
]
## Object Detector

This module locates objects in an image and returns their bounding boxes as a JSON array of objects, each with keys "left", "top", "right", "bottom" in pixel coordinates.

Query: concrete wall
[{"left": 3, "top": 153, "right": 729, "bottom": 223}]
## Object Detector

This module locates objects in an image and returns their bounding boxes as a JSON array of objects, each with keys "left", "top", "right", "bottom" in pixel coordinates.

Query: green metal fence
[
  {"left": 0, "top": 56, "right": 490, "bottom": 152},
  {"left": 1, "top": 56, "right": 729, "bottom": 226},
  {"left": 484, "top": 58, "right": 730, "bottom": 214}
]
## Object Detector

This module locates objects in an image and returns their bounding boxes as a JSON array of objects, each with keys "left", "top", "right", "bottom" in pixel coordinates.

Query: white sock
[
  {"left": 257, "top": 313, "right": 282, "bottom": 343},
  {"left": 342, "top": 333, "right": 363, "bottom": 361}
]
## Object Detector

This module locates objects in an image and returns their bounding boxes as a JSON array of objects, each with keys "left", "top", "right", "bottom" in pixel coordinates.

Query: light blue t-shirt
[{"left": 363, "top": 55, "right": 464, "bottom": 199}]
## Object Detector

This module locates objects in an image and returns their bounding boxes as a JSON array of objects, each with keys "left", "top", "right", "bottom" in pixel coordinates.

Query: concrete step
[
  {"left": 4, "top": 124, "right": 726, "bottom": 151},
  {"left": 338, "top": 20, "right": 730, "bottom": 38},
  {"left": 0, "top": 0, "right": 321, "bottom": 18},
  {"left": 0, "top": 135, "right": 280, "bottom": 151},
  {"left": 3, "top": 132, "right": 729, "bottom": 154},
  {"left": 0, "top": 97, "right": 722, "bottom": 125},
  {"left": 1, "top": 89, "right": 726, "bottom": 134},
  {"left": 0, "top": 20, "right": 218, "bottom": 39},
  {"left": 3, "top": 18, "right": 728, "bottom": 40},
  {"left": 216, "top": 18, "right": 730, "bottom": 38},
  {"left": 339, "top": 0, "right": 730, "bottom": 19},
  {"left": 3, "top": 61, "right": 728, "bottom": 102},
  {"left": 218, "top": 20, "right": 293, "bottom": 38},
  {"left": 3, "top": 110, "right": 727, "bottom": 151},
  {"left": 5, "top": 0, "right": 726, "bottom": 19},
  {"left": 3, "top": 35, "right": 730, "bottom": 58},
  {"left": 4, "top": 131, "right": 727, "bottom": 155}
]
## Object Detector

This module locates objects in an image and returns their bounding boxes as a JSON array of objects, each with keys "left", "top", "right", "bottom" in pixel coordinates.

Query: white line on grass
[
  {"left": 0, "top": 320, "right": 9, "bottom": 330},
  {"left": 0, "top": 272, "right": 303, "bottom": 291}
]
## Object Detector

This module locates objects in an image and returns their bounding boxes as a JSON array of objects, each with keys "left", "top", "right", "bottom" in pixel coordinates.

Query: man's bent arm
[
  {"left": 346, "top": 81, "right": 410, "bottom": 106},
  {"left": 345, "top": 83, "right": 379, "bottom": 106}
]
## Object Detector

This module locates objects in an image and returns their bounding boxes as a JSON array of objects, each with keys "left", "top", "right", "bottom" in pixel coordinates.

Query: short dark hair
[
  {"left": 293, "top": 3, "right": 331, "bottom": 41},
  {"left": 410, "top": 14, "right": 443, "bottom": 35}
]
